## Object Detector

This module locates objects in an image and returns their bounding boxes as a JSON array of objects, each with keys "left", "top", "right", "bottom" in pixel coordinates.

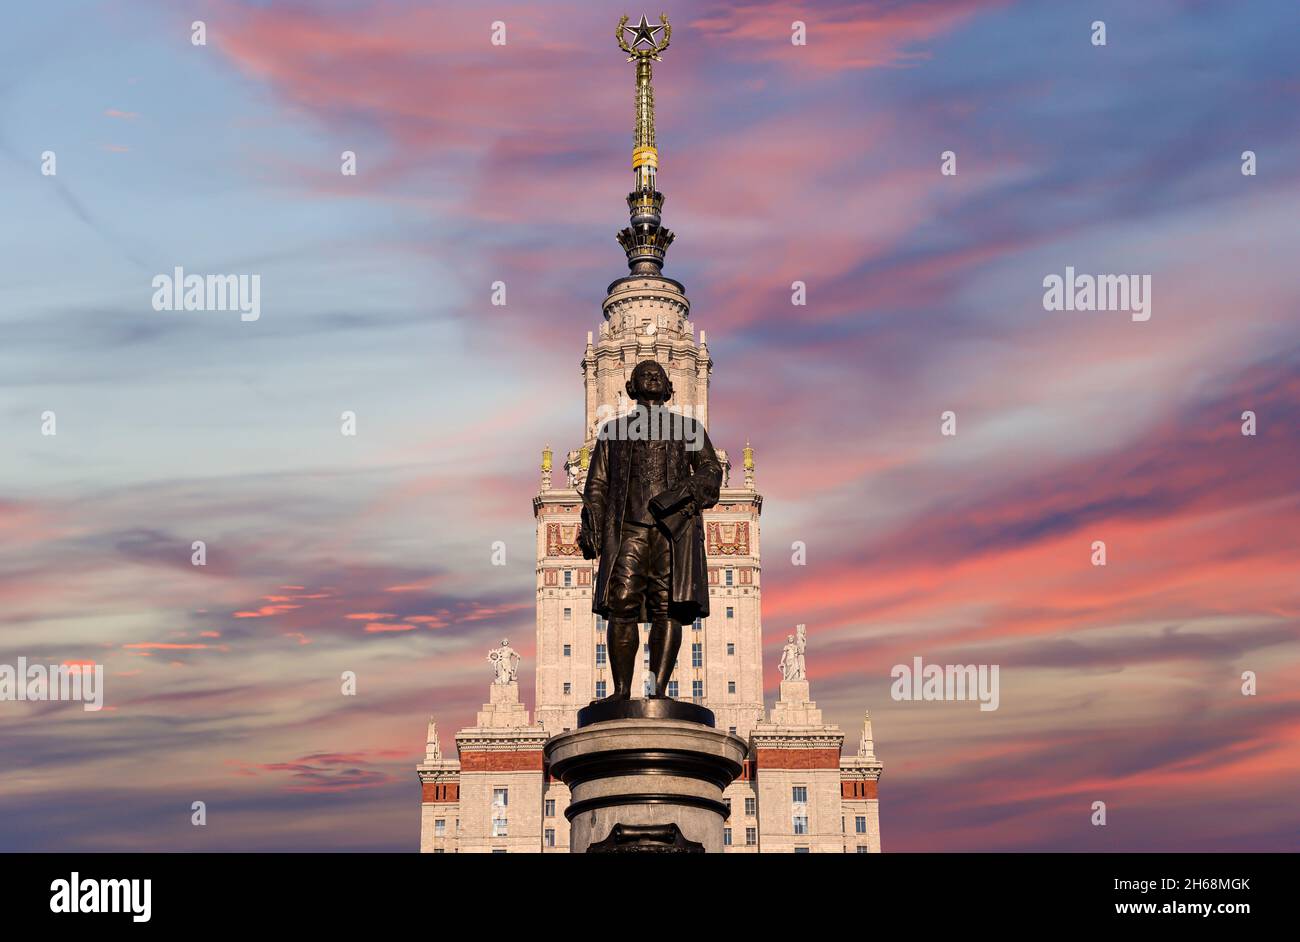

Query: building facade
[{"left": 417, "top": 15, "right": 881, "bottom": 853}]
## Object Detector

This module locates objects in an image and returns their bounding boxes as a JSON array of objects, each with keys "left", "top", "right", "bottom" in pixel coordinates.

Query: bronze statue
[{"left": 579, "top": 359, "right": 721, "bottom": 703}]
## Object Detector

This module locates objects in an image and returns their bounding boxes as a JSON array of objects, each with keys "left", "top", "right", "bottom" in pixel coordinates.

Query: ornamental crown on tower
[{"left": 615, "top": 14, "right": 675, "bottom": 275}]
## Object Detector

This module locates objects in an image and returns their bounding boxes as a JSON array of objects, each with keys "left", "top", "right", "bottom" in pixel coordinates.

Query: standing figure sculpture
[
  {"left": 579, "top": 359, "right": 722, "bottom": 703},
  {"left": 778, "top": 625, "right": 807, "bottom": 681},
  {"left": 488, "top": 638, "right": 520, "bottom": 685}
]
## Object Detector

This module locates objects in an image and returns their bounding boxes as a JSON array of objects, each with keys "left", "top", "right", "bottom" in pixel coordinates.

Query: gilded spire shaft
[{"left": 634, "top": 57, "right": 657, "bottom": 193}]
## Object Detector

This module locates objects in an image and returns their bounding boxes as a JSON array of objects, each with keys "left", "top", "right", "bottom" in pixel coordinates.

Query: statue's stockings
[{"left": 606, "top": 617, "right": 681, "bottom": 697}]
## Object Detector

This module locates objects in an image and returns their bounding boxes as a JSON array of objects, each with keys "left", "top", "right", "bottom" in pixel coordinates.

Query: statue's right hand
[{"left": 579, "top": 507, "right": 602, "bottom": 559}]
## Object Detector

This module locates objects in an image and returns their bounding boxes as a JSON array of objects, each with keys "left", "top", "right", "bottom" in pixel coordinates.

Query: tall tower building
[{"left": 418, "top": 14, "right": 882, "bottom": 853}]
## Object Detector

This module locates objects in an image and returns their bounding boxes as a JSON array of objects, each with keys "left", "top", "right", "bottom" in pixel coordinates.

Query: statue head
[
  {"left": 787, "top": 634, "right": 795, "bottom": 643},
  {"left": 626, "top": 359, "right": 673, "bottom": 406},
  {"left": 500, "top": 638, "right": 509, "bottom": 647}
]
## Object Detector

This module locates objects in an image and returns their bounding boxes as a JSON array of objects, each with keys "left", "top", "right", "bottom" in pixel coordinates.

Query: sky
[{"left": 1, "top": 0, "right": 1297, "bottom": 851}]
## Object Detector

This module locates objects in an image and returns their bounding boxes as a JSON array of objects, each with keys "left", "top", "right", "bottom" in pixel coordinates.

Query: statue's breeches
[{"left": 605, "top": 522, "right": 671, "bottom": 621}]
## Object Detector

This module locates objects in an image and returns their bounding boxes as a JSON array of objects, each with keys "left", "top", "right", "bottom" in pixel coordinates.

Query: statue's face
[
  {"left": 626, "top": 360, "right": 672, "bottom": 405},
  {"left": 501, "top": 638, "right": 509, "bottom": 646},
  {"left": 787, "top": 635, "right": 795, "bottom": 643}
]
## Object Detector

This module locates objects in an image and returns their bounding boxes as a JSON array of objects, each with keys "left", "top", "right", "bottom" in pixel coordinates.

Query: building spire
[
  {"left": 424, "top": 717, "right": 442, "bottom": 762},
  {"left": 858, "top": 711, "right": 876, "bottom": 759},
  {"left": 615, "top": 14, "right": 675, "bottom": 275}
]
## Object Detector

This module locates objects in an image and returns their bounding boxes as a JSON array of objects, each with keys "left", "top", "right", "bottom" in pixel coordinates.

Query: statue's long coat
[{"left": 582, "top": 414, "right": 722, "bottom": 622}]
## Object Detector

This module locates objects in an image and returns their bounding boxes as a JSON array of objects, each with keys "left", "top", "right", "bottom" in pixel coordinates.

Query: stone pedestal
[
  {"left": 546, "top": 714, "right": 747, "bottom": 854},
  {"left": 477, "top": 681, "right": 529, "bottom": 727},
  {"left": 768, "top": 680, "right": 822, "bottom": 725}
]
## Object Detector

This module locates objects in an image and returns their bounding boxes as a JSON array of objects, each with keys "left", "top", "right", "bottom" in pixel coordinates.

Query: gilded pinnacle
[{"left": 615, "top": 14, "right": 675, "bottom": 275}]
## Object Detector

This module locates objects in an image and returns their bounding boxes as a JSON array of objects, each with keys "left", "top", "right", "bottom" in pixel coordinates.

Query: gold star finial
[{"left": 617, "top": 13, "right": 671, "bottom": 61}]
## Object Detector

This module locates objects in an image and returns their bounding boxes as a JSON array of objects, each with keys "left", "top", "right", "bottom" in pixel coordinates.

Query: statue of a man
[
  {"left": 488, "top": 638, "right": 520, "bottom": 685},
  {"left": 579, "top": 359, "right": 722, "bottom": 703}
]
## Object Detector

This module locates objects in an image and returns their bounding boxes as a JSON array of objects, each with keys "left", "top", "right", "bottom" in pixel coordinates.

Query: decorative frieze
[
  {"left": 706, "top": 521, "right": 750, "bottom": 556},
  {"left": 546, "top": 522, "right": 583, "bottom": 557}
]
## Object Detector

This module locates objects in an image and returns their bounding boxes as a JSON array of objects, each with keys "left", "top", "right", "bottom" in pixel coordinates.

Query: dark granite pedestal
[{"left": 546, "top": 698, "right": 748, "bottom": 853}]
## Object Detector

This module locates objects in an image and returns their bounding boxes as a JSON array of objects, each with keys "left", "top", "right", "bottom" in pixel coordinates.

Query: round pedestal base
[
  {"left": 546, "top": 718, "right": 748, "bottom": 854},
  {"left": 577, "top": 695, "right": 714, "bottom": 728}
]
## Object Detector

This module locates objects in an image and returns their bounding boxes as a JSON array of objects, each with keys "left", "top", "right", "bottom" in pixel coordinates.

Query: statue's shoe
[{"left": 588, "top": 690, "right": 631, "bottom": 707}]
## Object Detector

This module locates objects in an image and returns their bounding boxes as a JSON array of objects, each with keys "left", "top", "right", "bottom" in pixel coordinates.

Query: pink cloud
[{"left": 122, "top": 642, "right": 211, "bottom": 650}]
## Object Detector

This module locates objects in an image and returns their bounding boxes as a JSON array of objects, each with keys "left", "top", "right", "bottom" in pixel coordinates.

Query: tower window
[
  {"left": 596, "top": 643, "right": 607, "bottom": 666},
  {"left": 493, "top": 788, "right": 509, "bottom": 836},
  {"left": 563, "top": 570, "right": 572, "bottom": 587},
  {"left": 563, "top": 607, "right": 572, "bottom": 620},
  {"left": 727, "top": 642, "right": 735, "bottom": 656},
  {"left": 725, "top": 569, "right": 733, "bottom": 586},
  {"left": 726, "top": 606, "right": 734, "bottom": 619},
  {"left": 563, "top": 644, "right": 571, "bottom": 657},
  {"left": 691, "top": 643, "right": 702, "bottom": 668}
]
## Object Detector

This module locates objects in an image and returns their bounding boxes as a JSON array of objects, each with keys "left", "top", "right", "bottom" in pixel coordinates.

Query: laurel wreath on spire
[{"left": 617, "top": 13, "right": 671, "bottom": 61}]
